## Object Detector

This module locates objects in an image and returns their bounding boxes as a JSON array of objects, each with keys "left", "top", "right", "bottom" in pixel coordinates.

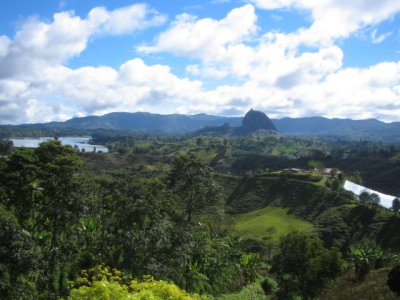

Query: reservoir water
[
  {"left": 343, "top": 180, "right": 397, "bottom": 209},
  {"left": 9, "top": 137, "right": 108, "bottom": 153}
]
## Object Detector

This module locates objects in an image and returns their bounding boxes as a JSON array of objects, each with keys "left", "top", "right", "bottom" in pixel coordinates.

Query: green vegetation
[
  {"left": 232, "top": 207, "right": 314, "bottom": 242},
  {"left": 387, "top": 265, "right": 400, "bottom": 296},
  {"left": 0, "top": 141, "right": 267, "bottom": 299},
  {"left": 0, "top": 139, "right": 13, "bottom": 155},
  {"left": 217, "top": 281, "right": 268, "bottom": 300},
  {"left": 318, "top": 268, "right": 399, "bottom": 300},
  {"left": 1, "top": 131, "right": 400, "bottom": 299},
  {"left": 271, "top": 231, "right": 343, "bottom": 299},
  {"left": 69, "top": 265, "right": 206, "bottom": 300},
  {"left": 392, "top": 198, "right": 400, "bottom": 214},
  {"left": 349, "top": 243, "right": 395, "bottom": 281}
]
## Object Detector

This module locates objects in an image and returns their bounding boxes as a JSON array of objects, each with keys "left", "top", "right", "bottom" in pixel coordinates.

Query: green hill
[
  {"left": 218, "top": 173, "right": 400, "bottom": 251},
  {"left": 232, "top": 206, "right": 314, "bottom": 242}
]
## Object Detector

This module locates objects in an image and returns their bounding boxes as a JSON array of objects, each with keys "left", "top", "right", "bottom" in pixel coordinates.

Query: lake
[
  {"left": 343, "top": 180, "right": 397, "bottom": 209},
  {"left": 9, "top": 137, "right": 109, "bottom": 153}
]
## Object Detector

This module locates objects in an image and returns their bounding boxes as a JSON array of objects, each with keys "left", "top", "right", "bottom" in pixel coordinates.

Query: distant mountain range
[
  {"left": 273, "top": 117, "right": 400, "bottom": 143},
  {"left": 1, "top": 111, "right": 400, "bottom": 143}
]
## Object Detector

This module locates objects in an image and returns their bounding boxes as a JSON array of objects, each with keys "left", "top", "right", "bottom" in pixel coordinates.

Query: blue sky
[{"left": 0, "top": 0, "right": 399, "bottom": 124}]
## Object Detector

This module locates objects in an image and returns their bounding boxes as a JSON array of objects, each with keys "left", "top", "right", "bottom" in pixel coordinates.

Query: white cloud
[
  {"left": 135, "top": 3, "right": 399, "bottom": 122},
  {"left": 177, "top": 61, "right": 400, "bottom": 121},
  {"left": 370, "top": 28, "right": 393, "bottom": 43},
  {"left": 0, "top": 4, "right": 170, "bottom": 123},
  {"left": 137, "top": 5, "right": 258, "bottom": 60},
  {"left": 0, "top": 3, "right": 166, "bottom": 78},
  {"left": 249, "top": 0, "right": 400, "bottom": 46},
  {"left": 13, "top": 12, "right": 91, "bottom": 64},
  {"left": 0, "top": 36, "right": 10, "bottom": 57},
  {"left": 88, "top": 4, "right": 166, "bottom": 35},
  {"left": 0, "top": 57, "right": 204, "bottom": 123},
  {"left": 136, "top": 4, "right": 348, "bottom": 82},
  {"left": 0, "top": 2, "right": 399, "bottom": 125}
]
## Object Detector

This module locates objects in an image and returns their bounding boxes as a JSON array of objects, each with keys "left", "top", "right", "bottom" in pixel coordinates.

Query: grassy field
[{"left": 232, "top": 206, "right": 314, "bottom": 242}]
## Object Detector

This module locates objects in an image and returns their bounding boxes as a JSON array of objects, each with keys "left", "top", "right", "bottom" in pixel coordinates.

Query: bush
[
  {"left": 261, "top": 277, "right": 278, "bottom": 295},
  {"left": 387, "top": 265, "right": 400, "bottom": 296},
  {"left": 69, "top": 281, "right": 131, "bottom": 300},
  {"left": 69, "top": 265, "right": 207, "bottom": 300},
  {"left": 271, "top": 231, "right": 343, "bottom": 299}
]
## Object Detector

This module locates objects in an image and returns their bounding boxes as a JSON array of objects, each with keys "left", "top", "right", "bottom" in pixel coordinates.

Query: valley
[
  {"left": 1, "top": 110, "right": 400, "bottom": 299},
  {"left": 1, "top": 0, "right": 399, "bottom": 298}
]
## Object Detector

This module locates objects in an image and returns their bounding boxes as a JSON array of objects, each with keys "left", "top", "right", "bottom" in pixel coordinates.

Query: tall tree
[
  {"left": 392, "top": 198, "right": 400, "bottom": 214},
  {"left": 0, "top": 140, "right": 13, "bottom": 155},
  {"left": 0, "top": 208, "right": 38, "bottom": 299},
  {"left": 33, "top": 140, "right": 86, "bottom": 297},
  {"left": 105, "top": 177, "right": 176, "bottom": 278},
  {"left": 167, "top": 155, "right": 222, "bottom": 224},
  {"left": 359, "top": 191, "right": 370, "bottom": 205},
  {"left": 271, "top": 231, "right": 342, "bottom": 299},
  {"left": 35, "top": 140, "right": 84, "bottom": 234},
  {"left": 1, "top": 148, "right": 38, "bottom": 223},
  {"left": 369, "top": 193, "right": 380, "bottom": 206},
  {"left": 350, "top": 243, "right": 378, "bottom": 281}
]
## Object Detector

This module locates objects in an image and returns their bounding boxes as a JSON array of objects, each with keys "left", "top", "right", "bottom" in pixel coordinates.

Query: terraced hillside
[{"left": 217, "top": 174, "right": 400, "bottom": 251}]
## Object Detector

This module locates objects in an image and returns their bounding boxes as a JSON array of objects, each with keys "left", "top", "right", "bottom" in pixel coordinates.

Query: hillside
[
  {"left": 1, "top": 111, "right": 400, "bottom": 143},
  {"left": 217, "top": 173, "right": 400, "bottom": 251},
  {"left": 0, "top": 112, "right": 242, "bottom": 134},
  {"left": 231, "top": 206, "right": 314, "bottom": 242},
  {"left": 3, "top": 134, "right": 398, "bottom": 299},
  {"left": 273, "top": 117, "right": 400, "bottom": 143},
  {"left": 317, "top": 268, "right": 398, "bottom": 300}
]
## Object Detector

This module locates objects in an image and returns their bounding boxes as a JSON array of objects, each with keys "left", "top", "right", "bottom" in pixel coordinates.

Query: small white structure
[{"left": 343, "top": 180, "right": 397, "bottom": 209}]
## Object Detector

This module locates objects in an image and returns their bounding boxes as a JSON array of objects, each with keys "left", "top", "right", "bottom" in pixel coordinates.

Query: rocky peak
[{"left": 242, "top": 109, "right": 277, "bottom": 131}]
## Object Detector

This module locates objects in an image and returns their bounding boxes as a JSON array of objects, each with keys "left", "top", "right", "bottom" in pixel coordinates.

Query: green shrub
[
  {"left": 387, "top": 265, "right": 400, "bottom": 296},
  {"left": 261, "top": 277, "right": 278, "bottom": 295},
  {"left": 69, "top": 265, "right": 207, "bottom": 300}
]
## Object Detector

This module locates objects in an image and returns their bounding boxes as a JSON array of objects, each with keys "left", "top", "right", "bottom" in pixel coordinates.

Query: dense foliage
[
  {"left": 387, "top": 265, "right": 400, "bottom": 296},
  {"left": 271, "top": 231, "right": 343, "bottom": 299},
  {"left": 1, "top": 132, "right": 400, "bottom": 299},
  {"left": 0, "top": 140, "right": 260, "bottom": 299}
]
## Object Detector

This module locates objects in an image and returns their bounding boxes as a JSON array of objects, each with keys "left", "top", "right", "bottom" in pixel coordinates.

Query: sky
[{"left": 0, "top": 0, "right": 399, "bottom": 124}]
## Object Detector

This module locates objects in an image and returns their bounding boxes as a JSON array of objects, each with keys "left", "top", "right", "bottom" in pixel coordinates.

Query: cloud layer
[{"left": 0, "top": 1, "right": 399, "bottom": 124}]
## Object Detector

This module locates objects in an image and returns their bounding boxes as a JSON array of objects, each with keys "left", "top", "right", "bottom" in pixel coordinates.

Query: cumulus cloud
[
  {"left": 0, "top": 4, "right": 171, "bottom": 123},
  {"left": 0, "top": 57, "right": 204, "bottom": 124},
  {"left": 0, "top": 2, "right": 399, "bottom": 124},
  {"left": 0, "top": 36, "right": 10, "bottom": 57},
  {"left": 181, "top": 61, "right": 400, "bottom": 121},
  {"left": 249, "top": 0, "right": 400, "bottom": 46},
  {"left": 0, "top": 3, "right": 166, "bottom": 77},
  {"left": 137, "top": 5, "right": 258, "bottom": 61},
  {"left": 135, "top": 2, "right": 400, "bottom": 122},
  {"left": 136, "top": 4, "right": 347, "bottom": 82},
  {"left": 88, "top": 4, "right": 167, "bottom": 35},
  {"left": 138, "top": 5, "right": 261, "bottom": 79}
]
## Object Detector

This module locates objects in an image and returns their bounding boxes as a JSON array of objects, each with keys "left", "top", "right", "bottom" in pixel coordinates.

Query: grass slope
[
  {"left": 218, "top": 173, "right": 400, "bottom": 251},
  {"left": 233, "top": 207, "right": 314, "bottom": 242}
]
